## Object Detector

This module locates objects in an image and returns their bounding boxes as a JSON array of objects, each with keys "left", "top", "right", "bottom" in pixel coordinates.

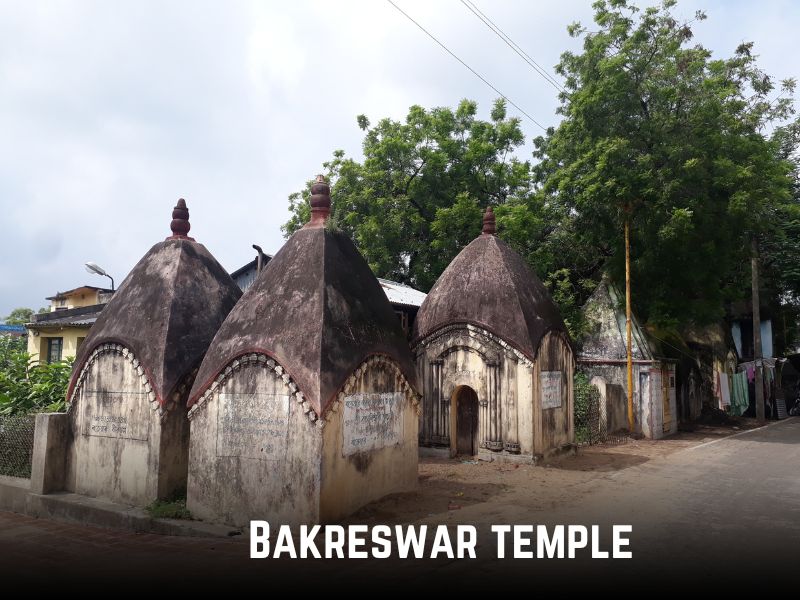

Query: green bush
[
  {"left": 0, "top": 336, "right": 73, "bottom": 415},
  {"left": 145, "top": 496, "right": 192, "bottom": 520},
  {"left": 574, "top": 371, "right": 601, "bottom": 443}
]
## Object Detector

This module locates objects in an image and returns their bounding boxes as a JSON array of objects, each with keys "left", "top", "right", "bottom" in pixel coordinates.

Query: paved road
[
  {"left": 1, "top": 419, "right": 797, "bottom": 590},
  {"left": 544, "top": 417, "right": 800, "bottom": 587}
]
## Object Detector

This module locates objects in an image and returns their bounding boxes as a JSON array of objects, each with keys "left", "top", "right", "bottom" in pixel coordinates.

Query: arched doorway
[{"left": 454, "top": 386, "right": 479, "bottom": 456}]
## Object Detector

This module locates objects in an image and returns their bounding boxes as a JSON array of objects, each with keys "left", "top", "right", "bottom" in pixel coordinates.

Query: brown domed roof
[
  {"left": 412, "top": 208, "right": 568, "bottom": 361},
  {"left": 67, "top": 200, "right": 242, "bottom": 406},
  {"left": 189, "top": 177, "right": 417, "bottom": 415}
]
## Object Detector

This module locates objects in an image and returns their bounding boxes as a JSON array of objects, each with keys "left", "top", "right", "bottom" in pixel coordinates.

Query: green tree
[
  {"left": 283, "top": 99, "right": 533, "bottom": 291},
  {"left": 534, "top": 0, "right": 798, "bottom": 328},
  {"left": 758, "top": 120, "right": 800, "bottom": 349},
  {"left": 3, "top": 307, "right": 35, "bottom": 325}
]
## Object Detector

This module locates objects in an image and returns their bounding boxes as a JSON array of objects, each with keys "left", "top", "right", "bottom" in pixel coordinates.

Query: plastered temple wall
[
  {"left": 415, "top": 325, "right": 573, "bottom": 460},
  {"left": 320, "top": 358, "right": 418, "bottom": 522},
  {"left": 533, "top": 332, "right": 574, "bottom": 453},
  {"left": 187, "top": 354, "right": 418, "bottom": 527},
  {"left": 187, "top": 356, "right": 321, "bottom": 527},
  {"left": 66, "top": 344, "right": 190, "bottom": 505},
  {"left": 579, "top": 361, "right": 677, "bottom": 439},
  {"left": 589, "top": 375, "right": 629, "bottom": 434}
]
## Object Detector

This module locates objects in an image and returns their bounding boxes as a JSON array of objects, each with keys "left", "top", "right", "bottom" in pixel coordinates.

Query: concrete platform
[{"left": 0, "top": 476, "right": 239, "bottom": 538}]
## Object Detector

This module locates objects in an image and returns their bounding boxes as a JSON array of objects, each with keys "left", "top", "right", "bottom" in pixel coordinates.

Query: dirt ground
[
  {"left": 343, "top": 417, "right": 764, "bottom": 529},
  {"left": 2, "top": 416, "right": 790, "bottom": 591}
]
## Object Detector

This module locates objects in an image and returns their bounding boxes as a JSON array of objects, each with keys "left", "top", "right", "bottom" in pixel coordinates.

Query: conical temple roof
[
  {"left": 579, "top": 277, "right": 659, "bottom": 360},
  {"left": 189, "top": 176, "right": 416, "bottom": 415},
  {"left": 67, "top": 200, "right": 242, "bottom": 405},
  {"left": 412, "top": 206, "right": 568, "bottom": 361}
]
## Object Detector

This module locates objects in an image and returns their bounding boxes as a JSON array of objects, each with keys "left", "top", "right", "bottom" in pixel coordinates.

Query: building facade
[
  {"left": 413, "top": 207, "right": 575, "bottom": 462},
  {"left": 64, "top": 199, "right": 241, "bottom": 505},
  {"left": 187, "top": 176, "right": 419, "bottom": 526},
  {"left": 25, "top": 286, "right": 113, "bottom": 363},
  {"left": 578, "top": 278, "right": 678, "bottom": 439}
]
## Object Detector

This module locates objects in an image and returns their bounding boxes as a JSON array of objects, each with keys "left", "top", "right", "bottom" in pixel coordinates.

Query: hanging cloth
[
  {"left": 730, "top": 371, "right": 750, "bottom": 416},
  {"left": 718, "top": 372, "right": 731, "bottom": 408}
]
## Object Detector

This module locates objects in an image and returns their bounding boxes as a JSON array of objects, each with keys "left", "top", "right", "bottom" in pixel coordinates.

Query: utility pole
[
  {"left": 752, "top": 236, "right": 765, "bottom": 423},
  {"left": 625, "top": 214, "right": 634, "bottom": 432}
]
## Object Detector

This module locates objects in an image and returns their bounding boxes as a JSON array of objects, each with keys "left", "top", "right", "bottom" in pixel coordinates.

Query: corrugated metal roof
[
  {"left": 378, "top": 278, "right": 427, "bottom": 308},
  {"left": 26, "top": 313, "right": 100, "bottom": 329}
]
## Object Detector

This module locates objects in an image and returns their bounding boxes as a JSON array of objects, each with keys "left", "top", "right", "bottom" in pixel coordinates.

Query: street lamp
[{"left": 85, "top": 261, "right": 115, "bottom": 291}]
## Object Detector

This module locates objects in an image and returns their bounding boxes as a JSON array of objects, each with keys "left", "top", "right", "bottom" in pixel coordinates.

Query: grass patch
[{"left": 145, "top": 497, "right": 192, "bottom": 520}]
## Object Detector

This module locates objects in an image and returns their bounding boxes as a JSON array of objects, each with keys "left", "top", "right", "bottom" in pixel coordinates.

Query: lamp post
[{"left": 85, "top": 262, "right": 114, "bottom": 291}]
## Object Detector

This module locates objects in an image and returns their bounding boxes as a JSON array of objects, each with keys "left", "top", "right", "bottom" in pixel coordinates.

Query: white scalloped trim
[
  {"left": 413, "top": 323, "right": 534, "bottom": 368},
  {"left": 186, "top": 353, "right": 319, "bottom": 426},
  {"left": 68, "top": 343, "right": 176, "bottom": 418},
  {"left": 326, "top": 354, "right": 422, "bottom": 421}
]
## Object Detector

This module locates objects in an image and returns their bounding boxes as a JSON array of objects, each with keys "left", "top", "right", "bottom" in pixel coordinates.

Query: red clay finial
[
  {"left": 482, "top": 205, "right": 496, "bottom": 236},
  {"left": 307, "top": 174, "right": 331, "bottom": 228},
  {"left": 167, "top": 198, "right": 195, "bottom": 241}
]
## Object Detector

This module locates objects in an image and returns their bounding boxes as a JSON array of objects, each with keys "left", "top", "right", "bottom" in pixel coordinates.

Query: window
[
  {"left": 394, "top": 310, "right": 409, "bottom": 336},
  {"left": 46, "top": 337, "right": 63, "bottom": 363},
  {"left": 76, "top": 337, "right": 86, "bottom": 351}
]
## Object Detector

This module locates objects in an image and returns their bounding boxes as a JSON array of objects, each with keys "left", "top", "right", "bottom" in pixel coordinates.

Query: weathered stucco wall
[
  {"left": 580, "top": 280, "right": 654, "bottom": 361},
  {"left": 66, "top": 344, "right": 189, "bottom": 505},
  {"left": 589, "top": 375, "right": 628, "bottom": 434},
  {"left": 415, "top": 324, "right": 571, "bottom": 461},
  {"left": 578, "top": 361, "right": 677, "bottom": 439},
  {"left": 319, "top": 357, "right": 418, "bottom": 522},
  {"left": 532, "top": 331, "right": 574, "bottom": 454},
  {"left": 187, "top": 356, "right": 321, "bottom": 527},
  {"left": 187, "top": 353, "right": 418, "bottom": 526}
]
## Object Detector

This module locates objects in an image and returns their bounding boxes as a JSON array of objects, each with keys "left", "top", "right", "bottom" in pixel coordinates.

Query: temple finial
[
  {"left": 307, "top": 175, "right": 331, "bottom": 227},
  {"left": 168, "top": 198, "right": 195, "bottom": 241},
  {"left": 482, "top": 205, "right": 496, "bottom": 236}
]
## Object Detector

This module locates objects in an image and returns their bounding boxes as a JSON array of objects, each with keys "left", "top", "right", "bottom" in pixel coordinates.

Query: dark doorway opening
[{"left": 455, "top": 386, "right": 479, "bottom": 456}]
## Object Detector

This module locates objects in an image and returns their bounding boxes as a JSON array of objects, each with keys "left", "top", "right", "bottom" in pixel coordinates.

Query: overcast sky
[{"left": 1, "top": 0, "right": 797, "bottom": 317}]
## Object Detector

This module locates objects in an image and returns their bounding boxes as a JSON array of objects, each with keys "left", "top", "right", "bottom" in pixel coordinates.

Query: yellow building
[{"left": 26, "top": 286, "right": 113, "bottom": 363}]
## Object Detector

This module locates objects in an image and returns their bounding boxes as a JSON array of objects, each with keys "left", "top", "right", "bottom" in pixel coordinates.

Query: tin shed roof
[{"left": 378, "top": 278, "right": 427, "bottom": 308}]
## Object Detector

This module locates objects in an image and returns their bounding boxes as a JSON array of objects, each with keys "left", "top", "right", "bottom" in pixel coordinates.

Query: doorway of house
[{"left": 455, "top": 386, "right": 479, "bottom": 456}]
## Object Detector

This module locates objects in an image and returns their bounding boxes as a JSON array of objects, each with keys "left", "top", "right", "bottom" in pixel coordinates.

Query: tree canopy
[
  {"left": 534, "top": 0, "right": 798, "bottom": 329},
  {"left": 2, "top": 308, "right": 35, "bottom": 325},
  {"left": 284, "top": 0, "right": 800, "bottom": 345},
  {"left": 283, "top": 99, "right": 532, "bottom": 292}
]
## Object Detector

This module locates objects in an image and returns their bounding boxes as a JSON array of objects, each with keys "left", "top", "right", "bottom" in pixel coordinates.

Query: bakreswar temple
[
  {"left": 64, "top": 200, "right": 242, "bottom": 505},
  {"left": 18, "top": 188, "right": 575, "bottom": 528},
  {"left": 186, "top": 176, "right": 420, "bottom": 527},
  {"left": 413, "top": 207, "right": 574, "bottom": 462}
]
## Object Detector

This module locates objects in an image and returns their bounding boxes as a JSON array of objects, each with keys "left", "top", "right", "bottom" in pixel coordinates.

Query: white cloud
[{"left": 0, "top": 0, "right": 797, "bottom": 316}]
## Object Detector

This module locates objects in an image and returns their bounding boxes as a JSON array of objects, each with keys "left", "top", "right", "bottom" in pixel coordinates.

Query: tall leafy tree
[
  {"left": 283, "top": 99, "right": 532, "bottom": 291},
  {"left": 534, "top": 0, "right": 798, "bottom": 328},
  {"left": 2, "top": 308, "right": 35, "bottom": 325},
  {"left": 758, "top": 120, "right": 800, "bottom": 349}
]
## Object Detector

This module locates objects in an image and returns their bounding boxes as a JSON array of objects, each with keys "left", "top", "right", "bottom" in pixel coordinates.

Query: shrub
[
  {"left": 574, "top": 371, "right": 601, "bottom": 443},
  {"left": 0, "top": 336, "right": 73, "bottom": 415}
]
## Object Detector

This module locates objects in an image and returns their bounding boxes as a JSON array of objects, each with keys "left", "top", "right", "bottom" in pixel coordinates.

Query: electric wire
[
  {"left": 460, "top": 0, "right": 565, "bottom": 92},
  {"left": 386, "top": 0, "right": 547, "bottom": 132}
]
